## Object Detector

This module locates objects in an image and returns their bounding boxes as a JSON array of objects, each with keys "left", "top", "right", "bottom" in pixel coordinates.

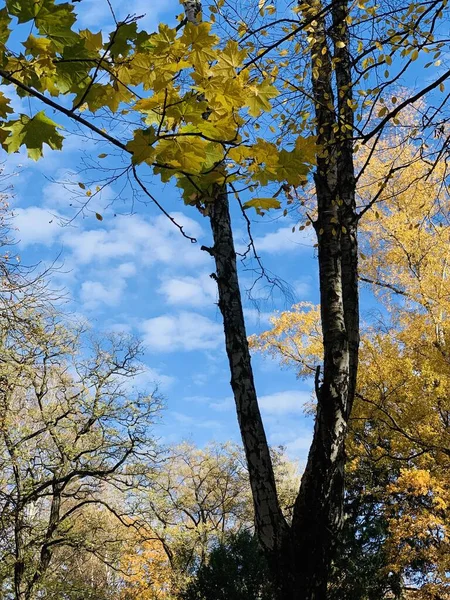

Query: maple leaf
[
  {"left": 156, "top": 137, "right": 208, "bottom": 173},
  {"left": 74, "top": 83, "right": 132, "bottom": 113},
  {"left": 35, "top": 2, "right": 77, "bottom": 46},
  {"left": 0, "top": 8, "right": 11, "bottom": 47},
  {"left": 79, "top": 29, "right": 103, "bottom": 53},
  {"left": 276, "top": 148, "right": 310, "bottom": 186},
  {"left": 7, "top": 0, "right": 77, "bottom": 46},
  {"left": 0, "top": 92, "right": 13, "bottom": 119},
  {"left": 127, "top": 128, "right": 157, "bottom": 165},
  {"left": 108, "top": 21, "right": 138, "bottom": 58},
  {"left": 181, "top": 22, "right": 218, "bottom": 66},
  {"left": 181, "top": 22, "right": 218, "bottom": 50},
  {"left": 23, "top": 34, "right": 53, "bottom": 57},
  {"left": 2, "top": 111, "right": 64, "bottom": 160},
  {"left": 246, "top": 80, "right": 278, "bottom": 117},
  {"left": 242, "top": 198, "right": 281, "bottom": 214},
  {"left": 215, "top": 40, "right": 248, "bottom": 77},
  {"left": 6, "top": 0, "right": 40, "bottom": 22}
]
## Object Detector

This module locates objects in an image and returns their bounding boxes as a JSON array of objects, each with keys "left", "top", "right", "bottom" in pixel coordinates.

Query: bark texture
[
  {"left": 290, "top": 0, "right": 359, "bottom": 597},
  {"left": 206, "top": 187, "right": 291, "bottom": 592}
]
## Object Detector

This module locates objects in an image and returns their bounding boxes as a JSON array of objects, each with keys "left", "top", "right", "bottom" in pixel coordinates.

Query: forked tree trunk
[
  {"left": 198, "top": 0, "right": 358, "bottom": 596},
  {"left": 288, "top": 0, "right": 359, "bottom": 597}
]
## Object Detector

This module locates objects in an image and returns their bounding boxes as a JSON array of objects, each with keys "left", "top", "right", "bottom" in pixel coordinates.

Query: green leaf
[
  {"left": 0, "top": 92, "right": 13, "bottom": 119},
  {"left": 0, "top": 8, "right": 11, "bottom": 46},
  {"left": 95, "top": 213, "right": 103, "bottom": 221},
  {"left": 108, "top": 21, "right": 138, "bottom": 57},
  {"left": 2, "top": 111, "right": 64, "bottom": 160},
  {"left": 243, "top": 198, "right": 281, "bottom": 214},
  {"left": 7, "top": 0, "right": 77, "bottom": 45},
  {"left": 6, "top": 0, "right": 40, "bottom": 23},
  {"left": 73, "top": 83, "right": 132, "bottom": 113},
  {"left": 127, "top": 128, "right": 157, "bottom": 165}
]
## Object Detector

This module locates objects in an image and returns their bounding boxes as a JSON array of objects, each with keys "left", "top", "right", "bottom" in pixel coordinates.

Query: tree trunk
[
  {"left": 206, "top": 186, "right": 292, "bottom": 596},
  {"left": 290, "top": 0, "right": 359, "bottom": 597},
  {"left": 197, "top": 0, "right": 358, "bottom": 595},
  {"left": 205, "top": 0, "right": 358, "bottom": 595}
]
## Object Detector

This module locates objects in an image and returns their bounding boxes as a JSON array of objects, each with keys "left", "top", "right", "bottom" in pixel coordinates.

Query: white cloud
[
  {"left": 14, "top": 208, "right": 207, "bottom": 275},
  {"left": 293, "top": 279, "right": 312, "bottom": 299},
  {"left": 141, "top": 311, "right": 223, "bottom": 352},
  {"left": 13, "top": 207, "right": 63, "bottom": 247},
  {"left": 268, "top": 421, "right": 314, "bottom": 463},
  {"left": 80, "top": 279, "right": 126, "bottom": 309},
  {"left": 258, "top": 390, "right": 311, "bottom": 415},
  {"left": 80, "top": 261, "right": 136, "bottom": 309},
  {"left": 243, "top": 308, "right": 272, "bottom": 326},
  {"left": 64, "top": 212, "right": 206, "bottom": 269},
  {"left": 210, "top": 390, "right": 311, "bottom": 416},
  {"left": 210, "top": 396, "right": 233, "bottom": 412},
  {"left": 126, "top": 365, "right": 174, "bottom": 392},
  {"left": 170, "top": 411, "right": 223, "bottom": 430},
  {"left": 254, "top": 225, "right": 315, "bottom": 254},
  {"left": 285, "top": 435, "right": 313, "bottom": 456},
  {"left": 158, "top": 273, "right": 217, "bottom": 307}
]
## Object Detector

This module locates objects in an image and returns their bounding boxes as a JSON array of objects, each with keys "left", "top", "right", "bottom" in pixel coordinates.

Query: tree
[
  {"left": 0, "top": 306, "right": 161, "bottom": 600},
  {"left": 181, "top": 531, "right": 274, "bottom": 600},
  {"left": 1, "top": 0, "right": 450, "bottom": 596},
  {"left": 124, "top": 442, "right": 299, "bottom": 597},
  {"left": 251, "top": 134, "right": 450, "bottom": 598}
]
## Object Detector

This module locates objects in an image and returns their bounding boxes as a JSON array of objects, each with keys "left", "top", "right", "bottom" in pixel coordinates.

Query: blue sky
[{"left": 2, "top": 0, "right": 325, "bottom": 466}]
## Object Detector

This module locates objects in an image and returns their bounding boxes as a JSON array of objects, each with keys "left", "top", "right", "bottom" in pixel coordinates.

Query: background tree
[
  {"left": 181, "top": 531, "right": 274, "bottom": 600},
  {"left": 0, "top": 306, "right": 161, "bottom": 600},
  {"left": 122, "top": 442, "right": 299, "bottom": 598}
]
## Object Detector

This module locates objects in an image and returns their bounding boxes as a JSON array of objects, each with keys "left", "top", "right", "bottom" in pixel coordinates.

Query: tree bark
[
  {"left": 206, "top": 186, "right": 293, "bottom": 597},
  {"left": 290, "top": 0, "right": 359, "bottom": 597}
]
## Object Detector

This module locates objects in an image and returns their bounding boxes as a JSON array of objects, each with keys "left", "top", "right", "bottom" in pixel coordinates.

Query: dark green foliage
[
  {"left": 329, "top": 459, "right": 403, "bottom": 600},
  {"left": 182, "top": 531, "right": 274, "bottom": 600}
]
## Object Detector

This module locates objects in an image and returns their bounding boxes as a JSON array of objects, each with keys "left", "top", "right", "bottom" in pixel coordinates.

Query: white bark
[{"left": 183, "top": 1, "right": 201, "bottom": 24}]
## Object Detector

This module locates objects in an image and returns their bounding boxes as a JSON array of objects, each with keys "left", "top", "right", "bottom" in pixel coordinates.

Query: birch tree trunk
[
  {"left": 290, "top": 0, "right": 359, "bottom": 597},
  {"left": 205, "top": 187, "right": 293, "bottom": 596}
]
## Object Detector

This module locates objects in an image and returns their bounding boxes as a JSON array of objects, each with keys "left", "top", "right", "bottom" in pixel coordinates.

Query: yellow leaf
[
  {"left": 242, "top": 198, "right": 281, "bottom": 213},
  {"left": 126, "top": 128, "right": 157, "bottom": 165},
  {"left": 246, "top": 80, "right": 278, "bottom": 117},
  {"left": 0, "top": 92, "right": 13, "bottom": 119}
]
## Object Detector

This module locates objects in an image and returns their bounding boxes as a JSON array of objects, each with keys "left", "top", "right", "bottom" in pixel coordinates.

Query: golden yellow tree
[{"left": 251, "top": 133, "right": 450, "bottom": 598}]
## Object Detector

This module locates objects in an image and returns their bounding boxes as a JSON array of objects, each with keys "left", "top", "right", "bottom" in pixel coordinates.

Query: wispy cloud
[
  {"left": 158, "top": 273, "right": 217, "bottom": 308},
  {"left": 253, "top": 225, "right": 315, "bottom": 254},
  {"left": 141, "top": 311, "right": 224, "bottom": 352},
  {"left": 259, "top": 390, "right": 311, "bottom": 415},
  {"left": 80, "top": 262, "right": 136, "bottom": 309}
]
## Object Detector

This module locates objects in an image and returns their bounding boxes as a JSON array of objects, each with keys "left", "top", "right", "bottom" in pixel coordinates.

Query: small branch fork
[{"left": 131, "top": 165, "right": 197, "bottom": 243}]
